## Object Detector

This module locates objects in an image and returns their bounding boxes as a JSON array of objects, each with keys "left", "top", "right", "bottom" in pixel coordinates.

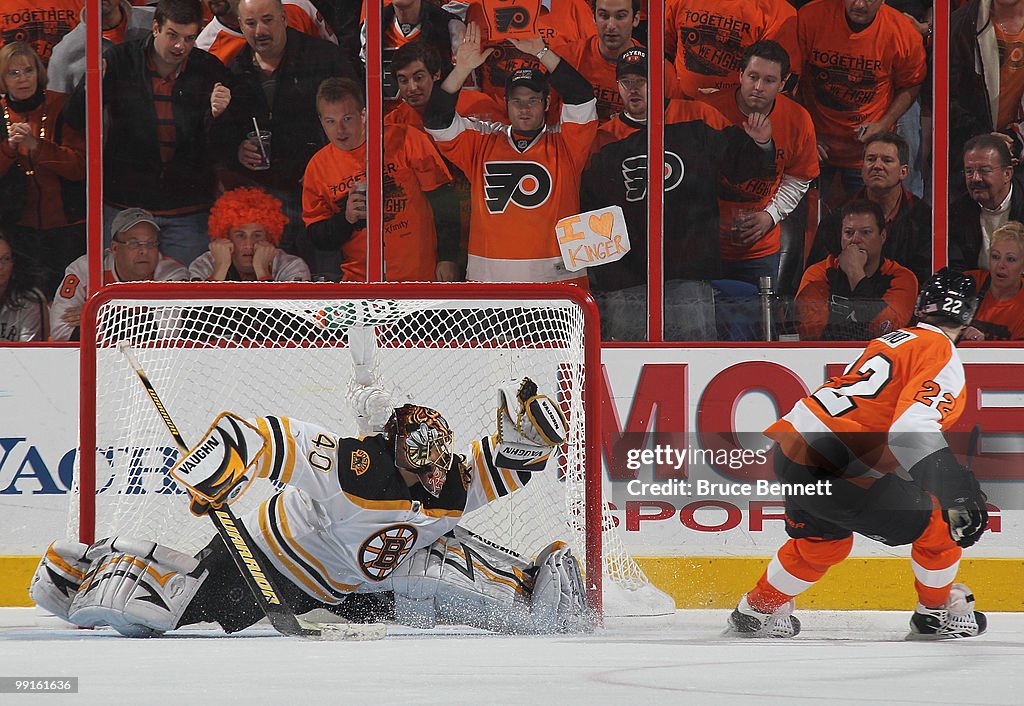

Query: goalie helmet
[
  {"left": 384, "top": 405, "right": 455, "bottom": 497},
  {"left": 915, "top": 268, "right": 979, "bottom": 326}
]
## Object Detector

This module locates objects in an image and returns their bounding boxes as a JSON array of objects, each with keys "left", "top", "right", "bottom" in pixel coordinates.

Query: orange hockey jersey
[
  {"left": 766, "top": 322, "right": 967, "bottom": 483},
  {"left": 426, "top": 97, "right": 597, "bottom": 282}
]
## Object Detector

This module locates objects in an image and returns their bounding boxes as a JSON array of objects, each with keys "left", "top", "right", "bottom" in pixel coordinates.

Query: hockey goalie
[{"left": 30, "top": 378, "right": 595, "bottom": 637}]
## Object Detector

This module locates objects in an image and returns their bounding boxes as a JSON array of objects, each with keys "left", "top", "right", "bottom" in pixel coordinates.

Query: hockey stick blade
[{"left": 118, "top": 342, "right": 373, "bottom": 640}]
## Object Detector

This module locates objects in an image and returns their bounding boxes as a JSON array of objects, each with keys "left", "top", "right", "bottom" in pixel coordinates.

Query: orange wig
[{"left": 208, "top": 187, "right": 289, "bottom": 245}]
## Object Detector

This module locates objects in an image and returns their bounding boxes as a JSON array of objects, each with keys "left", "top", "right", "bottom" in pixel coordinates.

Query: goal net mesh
[{"left": 70, "top": 286, "right": 673, "bottom": 616}]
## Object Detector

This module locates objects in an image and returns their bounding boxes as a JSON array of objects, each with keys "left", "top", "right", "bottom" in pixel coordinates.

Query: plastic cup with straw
[{"left": 249, "top": 116, "right": 271, "bottom": 170}]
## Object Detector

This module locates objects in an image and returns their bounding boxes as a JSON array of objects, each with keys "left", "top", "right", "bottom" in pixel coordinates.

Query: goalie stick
[{"left": 118, "top": 342, "right": 384, "bottom": 641}]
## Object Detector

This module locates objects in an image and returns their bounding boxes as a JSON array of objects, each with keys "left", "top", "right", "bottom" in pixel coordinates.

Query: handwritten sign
[
  {"left": 480, "top": 0, "right": 540, "bottom": 40},
  {"left": 556, "top": 205, "right": 631, "bottom": 272}
]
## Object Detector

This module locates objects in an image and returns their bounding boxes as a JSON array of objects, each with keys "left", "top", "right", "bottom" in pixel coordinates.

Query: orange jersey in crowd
[
  {"left": 664, "top": 0, "right": 799, "bottom": 99},
  {"left": 795, "top": 256, "right": 918, "bottom": 341},
  {"left": 0, "top": 0, "right": 83, "bottom": 63},
  {"left": 426, "top": 99, "right": 597, "bottom": 283},
  {"left": 702, "top": 90, "right": 818, "bottom": 260},
  {"left": 766, "top": 322, "right": 967, "bottom": 482},
  {"left": 797, "top": 0, "right": 926, "bottom": 169},
  {"left": 196, "top": 0, "right": 336, "bottom": 65},
  {"left": 464, "top": 0, "right": 596, "bottom": 108},
  {"left": 561, "top": 35, "right": 682, "bottom": 123},
  {"left": 965, "top": 270, "right": 1024, "bottom": 341},
  {"left": 301, "top": 125, "right": 452, "bottom": 282}
]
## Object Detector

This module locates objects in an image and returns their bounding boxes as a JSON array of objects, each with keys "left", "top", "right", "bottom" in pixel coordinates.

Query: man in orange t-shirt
[
  {"left": 560, "top": 0, "right": 680, "bottom": 123},
  {"left": 0, "top": 0, "right": 83, "bottom": 63},
  {"left": 302, "top": 77, "right": 456, "bottom": 282},
  {"left": 797, "top": 0, "right": 926, "bottom": 204},
  {"left": 664, "top": 0, "right": 799, "bottom": 99},
  {"left": 703, "top": 40, "right": 818, "bottom": 287}
]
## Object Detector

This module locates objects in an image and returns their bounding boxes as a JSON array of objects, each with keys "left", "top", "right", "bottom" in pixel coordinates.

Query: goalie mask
[{"left": 384, "top": 405, "right": 455, "bottom": 497}]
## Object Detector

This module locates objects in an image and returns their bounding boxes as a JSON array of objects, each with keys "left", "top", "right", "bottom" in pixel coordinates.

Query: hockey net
[{"left": 70, "top": 282, "right": 673, "bottom": 618}]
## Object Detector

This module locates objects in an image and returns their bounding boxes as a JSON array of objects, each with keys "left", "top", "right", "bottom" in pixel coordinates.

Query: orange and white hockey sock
[
  {"left": 911, "top": 499, "right": 963, "bottom": 609},
  {"left": 747, "top": 536, "right": 854, "bottom": 613}
]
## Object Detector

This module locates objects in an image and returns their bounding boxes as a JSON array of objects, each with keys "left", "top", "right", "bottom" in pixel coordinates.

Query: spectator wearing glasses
[
  {"left": 49, "top": 207, "right": 188, "bottom": 341},
  {"left": 66, "top": 0, "right": 227, "bottom": 267},
  {"left": 949, "top": 133, "right": 1024, "bottom": 271},
  {"left": 0, "top": 41, "right": 86, "bottom": 296}
]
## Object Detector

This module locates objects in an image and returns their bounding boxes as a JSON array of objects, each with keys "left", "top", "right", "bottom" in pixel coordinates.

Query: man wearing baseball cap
[
  {"left": 424, "top": 21, "right": 597, "bottom": 286},
  {"left": 49, "top": 207, "right": 189, "bottom": 341},
  {"left": 581, "top": 45, "right": 777, "bottom": 341}
]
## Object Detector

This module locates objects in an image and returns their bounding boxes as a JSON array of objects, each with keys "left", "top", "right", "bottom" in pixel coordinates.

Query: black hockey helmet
[
  {"left": 384, "top": 405, "right": 455, "bottom": 497},
  {"left": 915, "top": 268, "right": 979, "bottom": 326}
]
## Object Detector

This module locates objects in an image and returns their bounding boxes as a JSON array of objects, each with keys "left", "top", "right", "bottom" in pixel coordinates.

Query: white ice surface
[{"left": 1, "top": 609, "right": 1022, "bottom": 705}]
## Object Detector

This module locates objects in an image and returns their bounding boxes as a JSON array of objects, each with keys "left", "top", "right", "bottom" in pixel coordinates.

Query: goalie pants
[
  {"left": 178, "top": 535, "right": 393, "bottom": 633},
  {"left": 747, "top": 446, "right": 963, "bottom": 613}
]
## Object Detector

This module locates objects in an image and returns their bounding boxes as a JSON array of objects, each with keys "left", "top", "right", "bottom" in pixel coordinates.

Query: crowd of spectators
[{"left": 0, "top": 0, "right": 1022, "bottom": 343}]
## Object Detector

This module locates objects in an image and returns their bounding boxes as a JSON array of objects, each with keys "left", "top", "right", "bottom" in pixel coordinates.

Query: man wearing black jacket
[
  {"left": 68, "top": 0, "right": 225, "bottom": 266},
  {"left": 211, "top": 0, "right": 358, "bottom": 276},
  {"left": 579, "top": 47, "right": 775, "bottom": 341}
]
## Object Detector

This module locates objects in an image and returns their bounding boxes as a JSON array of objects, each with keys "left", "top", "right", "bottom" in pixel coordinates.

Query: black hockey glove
[{"left": 908, "top": 448, "right": 988, "bottom": 548}]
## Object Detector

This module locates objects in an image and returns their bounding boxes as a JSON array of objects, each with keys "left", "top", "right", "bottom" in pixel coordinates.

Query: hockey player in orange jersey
[
  {"left": 726, "top": 269, "right": 990, "bottom": 639},
  {"left": 31, "top": 378, "right": 594, "bottom": 636}
]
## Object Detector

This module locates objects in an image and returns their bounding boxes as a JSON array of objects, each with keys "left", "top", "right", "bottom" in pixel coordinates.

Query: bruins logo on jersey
[
  {"left": 459, "top": 457, "right": 472, "bottom": 490},
  {"left": 484, "top": 161, "right": 552, "bottom": 213},
  {"left": 350, "top": 449, "right": 371, "bottom": 475},
  {"left": 359, "top": 524, "right": 418, "bottom": 580}
]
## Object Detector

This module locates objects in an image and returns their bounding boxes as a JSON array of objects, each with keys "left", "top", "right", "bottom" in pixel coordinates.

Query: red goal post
[{"left": 72, "top": 282, "right": 673, "bottom": 619}]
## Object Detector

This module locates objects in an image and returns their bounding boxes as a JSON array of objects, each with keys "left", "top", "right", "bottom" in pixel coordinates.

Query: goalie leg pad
[
  {"left": 388, "top": 528, "right": 593, "bottom": 634},
  {"left": 29, "top": 540, "right": 90, "bottom": 621},
  {"left": 530, "top": 542, "right": 595, "bottom": 634},
  {"left": 67, "top": 538, "right": 207, "bottom": 637}
]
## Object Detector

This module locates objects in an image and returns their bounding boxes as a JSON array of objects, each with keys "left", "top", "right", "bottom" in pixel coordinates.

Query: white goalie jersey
[{"left": 240, "top": 416, "right": 536, "bottom": 605}]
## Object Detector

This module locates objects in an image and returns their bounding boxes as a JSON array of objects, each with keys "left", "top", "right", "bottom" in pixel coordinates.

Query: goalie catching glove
[
  {"left": 169, "top": 412, "right": 269, "bottom": 515},
  {"left": 494, "top": 377, "right": 568, "bottom": 471}
]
